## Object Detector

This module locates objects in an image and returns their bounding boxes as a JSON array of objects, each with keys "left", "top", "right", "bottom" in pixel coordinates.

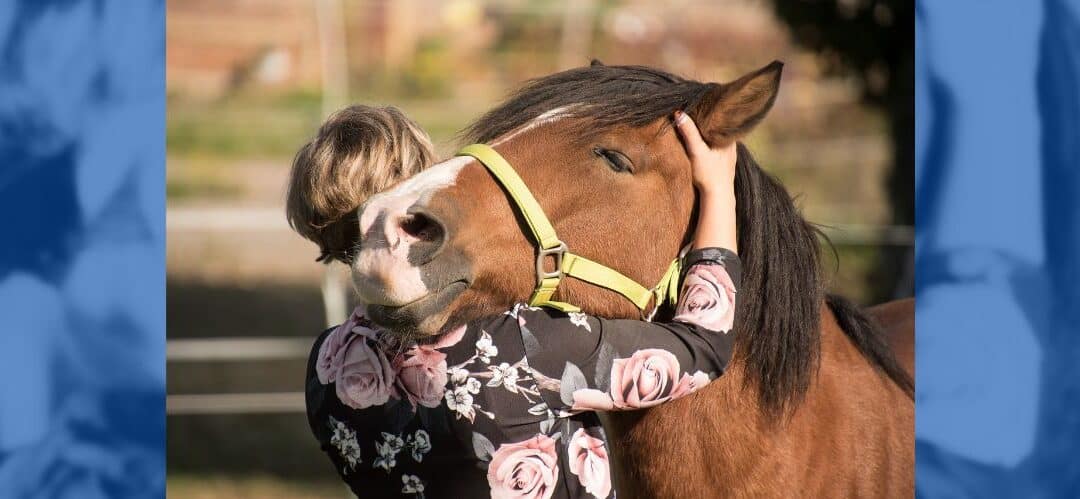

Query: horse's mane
[
  {"left": 464, "top": 64, "right": 712, "bottom": 144},
  {"left": 464, "top": 64, "right": 914, "bottom": 417}
]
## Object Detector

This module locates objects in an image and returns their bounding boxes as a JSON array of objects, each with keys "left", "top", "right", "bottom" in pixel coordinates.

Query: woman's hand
[
  {"left": 674, "top": 111, "right": 738, "bottom": 194},
  {"left": 674, "top": 110, "right": 739, "bottom": 253}
]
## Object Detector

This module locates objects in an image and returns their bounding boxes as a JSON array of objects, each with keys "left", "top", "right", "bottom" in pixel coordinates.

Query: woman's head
[{"left": 286, "top": 105, "right": 435, "bottom": 264}]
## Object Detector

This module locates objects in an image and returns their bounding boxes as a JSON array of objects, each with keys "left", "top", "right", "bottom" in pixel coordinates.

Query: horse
[{"left": 350, "top": 61, "right": 915, "bottom": 497}]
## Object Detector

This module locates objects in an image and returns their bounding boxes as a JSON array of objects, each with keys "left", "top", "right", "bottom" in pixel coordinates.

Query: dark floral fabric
[{"left": 305, "top": 247, "right": 740, "bottom": 499}]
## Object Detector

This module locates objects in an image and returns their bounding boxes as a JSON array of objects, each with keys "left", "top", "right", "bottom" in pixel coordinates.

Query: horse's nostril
[
  {"left": 398, "top": 207, "right": 449, "bottom": 266},
  {"left": 401, "top": 212, "right": 444, "bottom": 243}
]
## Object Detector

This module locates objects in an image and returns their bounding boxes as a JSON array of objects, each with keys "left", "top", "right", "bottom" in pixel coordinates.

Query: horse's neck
[{"left": 557, "top": 279, "right": 647, "bottom": 320}]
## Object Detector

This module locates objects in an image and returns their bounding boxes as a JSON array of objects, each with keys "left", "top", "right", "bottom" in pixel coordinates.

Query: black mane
[
  {"left": 465, "top": 64, "right": 914, "bottom": 416},
  {"left": 464, "top": 65, "right": 714, "bottom": 144}
]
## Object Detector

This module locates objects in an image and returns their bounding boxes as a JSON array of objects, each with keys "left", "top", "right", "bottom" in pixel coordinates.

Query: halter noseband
[{"left": 456, "top": 144, "right": 681, "bottom": 316}]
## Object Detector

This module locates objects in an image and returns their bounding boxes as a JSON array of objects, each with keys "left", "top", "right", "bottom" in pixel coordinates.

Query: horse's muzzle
[
  {"left": 352, "top": 193, "right": 471, "bottom": 335},
  {"left": 365, "top": 280, "right": 468, "bottom": 336}
]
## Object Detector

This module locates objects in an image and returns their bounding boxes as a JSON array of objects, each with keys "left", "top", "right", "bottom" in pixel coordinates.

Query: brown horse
[{"left": 351, "top": 62, "right": 915, "bottom": 497}]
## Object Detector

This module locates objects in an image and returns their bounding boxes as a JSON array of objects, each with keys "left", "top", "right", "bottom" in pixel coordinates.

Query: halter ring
[{"left": 536, "top": 241, "right": 568, "bottom": 286}]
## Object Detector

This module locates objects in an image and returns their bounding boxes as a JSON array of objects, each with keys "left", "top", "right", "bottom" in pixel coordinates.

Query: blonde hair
[{"left": 286, "top": 105, "right": 435, "bottom": 263}]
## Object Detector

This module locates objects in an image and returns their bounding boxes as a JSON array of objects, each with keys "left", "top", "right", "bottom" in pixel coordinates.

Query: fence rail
[
  {"left": 168, "top": 337, "right": 310, "bottom": 415},
  {"left": 168, "top": 392, "right": 305, "bottom": 415},
  {"left": 167, "top": 337, "right": 313, "bottom": 361}
]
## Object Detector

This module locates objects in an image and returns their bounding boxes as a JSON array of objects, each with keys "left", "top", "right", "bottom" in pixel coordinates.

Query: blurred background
[{"left": 166, "top": 0, "right": 911, "bottom": 497}]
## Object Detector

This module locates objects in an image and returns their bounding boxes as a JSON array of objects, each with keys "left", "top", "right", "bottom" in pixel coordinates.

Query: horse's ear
[
  {"left": 693, "top": 60, "right": 782, "bottom": 146},
  {"left": 590, "top": 59, "right": 604, "bottom": 67}
]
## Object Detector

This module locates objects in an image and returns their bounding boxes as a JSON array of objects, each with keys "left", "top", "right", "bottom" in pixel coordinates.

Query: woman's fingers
[
  {"left": 675, "top": 110, "right": 738, "bottom": 191},
  {"left": 674, "top": 110, "right": 709, "bottom": 158}
]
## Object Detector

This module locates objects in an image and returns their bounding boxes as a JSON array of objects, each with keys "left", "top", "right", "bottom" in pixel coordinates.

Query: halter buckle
[{"left": 536, "top": 242, "right": 568, "bottom": 286}]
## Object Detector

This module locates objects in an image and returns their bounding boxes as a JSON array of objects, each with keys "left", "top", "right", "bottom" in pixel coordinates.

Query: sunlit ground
[{"left": 167, "top": 474, "right": 345, "bottom": 499}]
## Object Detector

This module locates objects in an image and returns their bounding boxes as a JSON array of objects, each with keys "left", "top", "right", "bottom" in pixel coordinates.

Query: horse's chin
[{"left": 365, "top": 281, "right": 468, "bottom": 338}]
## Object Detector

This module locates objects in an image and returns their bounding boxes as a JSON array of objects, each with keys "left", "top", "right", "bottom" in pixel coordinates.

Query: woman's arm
[
  {"left": 515, "top": 250, "right": 739, "bottom": 414},
  {"left": 518, "top": 112, "right": 741, "bottom": 414},
  {"left": 674, "top": 110, "right": 738, "bottom": 253}
]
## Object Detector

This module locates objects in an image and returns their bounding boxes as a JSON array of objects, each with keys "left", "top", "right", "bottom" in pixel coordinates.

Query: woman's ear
[{"left": 691, "top": 61, "right": 783, "bottom": 147}]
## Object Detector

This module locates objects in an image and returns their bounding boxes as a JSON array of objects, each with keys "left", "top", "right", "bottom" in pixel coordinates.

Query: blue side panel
[
  {"left": 0, "top": 1, "right": 165, "bottom": 497},
  {"left": 916, "top": 1, "right": 1080, "bottom": 496}
]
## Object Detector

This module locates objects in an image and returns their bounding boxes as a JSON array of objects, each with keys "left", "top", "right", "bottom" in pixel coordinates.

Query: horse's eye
[{"left": 593, "top": 148, "right": 634, "bottom": 173}]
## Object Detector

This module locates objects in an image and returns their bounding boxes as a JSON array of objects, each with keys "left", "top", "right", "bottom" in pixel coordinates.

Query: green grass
[
  {"left": 167, "top": 473, "right": 344, "bottom": 499},
  {"left": 167, "top": 89, "right": 497, "bottom": 161},
  {"left": 166, "top": 156, "right": 247, "bottom": 201},
  {"left": 166, "top": 177, "right": 242, "bottom": 201},
  {"left": 167, "top": 91, "right": 324, "bottom": 159},
  {"left": 165, "top": 88, "right": 498, "bottom": 202}
]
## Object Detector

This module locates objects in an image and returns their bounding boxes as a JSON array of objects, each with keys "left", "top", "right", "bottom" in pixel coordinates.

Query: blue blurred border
[
  {"left": 0, "top": 1, "right": 164, "bottom": 497},
  {"left": 916, "top": 1, "right": 1080, "bottom": 496}
]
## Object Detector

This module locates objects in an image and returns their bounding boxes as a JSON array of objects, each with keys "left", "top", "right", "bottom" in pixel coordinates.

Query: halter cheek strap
[{"left": 456, "top": 143, "right": 680, "bottom": 315}]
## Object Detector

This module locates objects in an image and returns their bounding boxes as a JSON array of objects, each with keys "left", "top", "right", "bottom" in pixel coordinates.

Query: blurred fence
[{"left": 168, "top": 338, "right": 309, "bottom": 415}]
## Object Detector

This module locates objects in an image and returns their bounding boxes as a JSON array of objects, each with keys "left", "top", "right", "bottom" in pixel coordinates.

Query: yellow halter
[{"left": 457, "top": 144, "right": 681, "bottom": 315}]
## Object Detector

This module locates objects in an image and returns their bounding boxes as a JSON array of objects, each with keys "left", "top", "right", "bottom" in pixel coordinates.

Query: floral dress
[{"left": 305, "top": 248, "right": 740, "bottom": 499}]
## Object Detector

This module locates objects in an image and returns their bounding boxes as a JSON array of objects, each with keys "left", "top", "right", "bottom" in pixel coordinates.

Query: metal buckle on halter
[{"left": 536, "top": 241, "right": 568, "bottom": 286}]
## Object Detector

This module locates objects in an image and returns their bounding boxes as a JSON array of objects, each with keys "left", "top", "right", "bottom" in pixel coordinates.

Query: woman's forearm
[
  {"left": 673, "top": 110, "right": 739, "bottom": 254},
  {"left": 693, "top": 186, "right": 738, "bottom": 253}
]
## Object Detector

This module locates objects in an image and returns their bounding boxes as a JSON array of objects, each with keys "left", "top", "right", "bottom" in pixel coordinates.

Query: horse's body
[
  {"left": 351, "top": 62, "right": 914, "bottom": 496},
  {"left": 603, "top": 298, "right": 914, "bottom": 498},
  {"left": 868, "top": 297, "right": 915, "bottom": 378}
]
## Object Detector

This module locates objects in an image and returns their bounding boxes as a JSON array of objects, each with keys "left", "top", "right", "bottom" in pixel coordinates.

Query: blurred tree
[{"left": 772, "top": 0, "right": 914, "bottom": 303}]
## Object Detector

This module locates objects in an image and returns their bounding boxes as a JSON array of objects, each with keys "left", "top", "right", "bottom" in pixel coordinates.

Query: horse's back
[{"left": 866, "top": 297, "right": 915, "bottom": 378}]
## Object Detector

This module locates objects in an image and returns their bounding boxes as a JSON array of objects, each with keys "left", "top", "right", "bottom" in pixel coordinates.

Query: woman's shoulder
[
  {"left": 304, "top": 325, "right": 338, "bottom": 439},
  {"left": 308, "top": 326, "right": 337, "bottom": 369}
]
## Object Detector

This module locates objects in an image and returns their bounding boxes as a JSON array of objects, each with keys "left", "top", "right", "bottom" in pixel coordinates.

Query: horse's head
[{"left": 350, "top": 62, "right": 785, "bottom": 340}]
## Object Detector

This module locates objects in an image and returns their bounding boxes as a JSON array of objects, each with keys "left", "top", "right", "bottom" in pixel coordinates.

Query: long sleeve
[{"left": 516, "top": 247, "right": 740, "bottom": 413}]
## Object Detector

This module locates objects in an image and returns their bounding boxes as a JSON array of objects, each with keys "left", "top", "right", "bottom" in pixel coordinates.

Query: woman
[{"left": 290, "top": 106, "right": 738, "bottom": 498}]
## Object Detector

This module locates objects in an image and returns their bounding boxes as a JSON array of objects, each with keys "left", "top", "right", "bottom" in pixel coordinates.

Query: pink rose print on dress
[
  {"left": 316, "top": 327, "right": 348, "bottom": 385},
  {"left": 571, "top": 349, "right": 711, "bottom": 411},
  {"left": 487, "top": 434, "right": 560, "bottom": 499},
  {"left": 316, "top": 307, "right": 375, "bottom": 384},
  {"left": 567, "top": 428, "right": 612, "bottom": 499},
  {"left": 673, "top": 264, "right": 737, "bottom": 333},
  {"left": 394, "top": 344, "right": 449, "bottom": 409},
  {"left": 335, "top": 331, "right": 397, "bottom": 409}
]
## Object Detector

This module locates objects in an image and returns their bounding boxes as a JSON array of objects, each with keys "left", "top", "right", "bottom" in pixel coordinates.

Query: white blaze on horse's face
[
  {"left": 352, "top": 156, "right": 469, "bottom": 307},
  {"left": 490, "top": 106, "right": 574, "bottom": 146}
]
